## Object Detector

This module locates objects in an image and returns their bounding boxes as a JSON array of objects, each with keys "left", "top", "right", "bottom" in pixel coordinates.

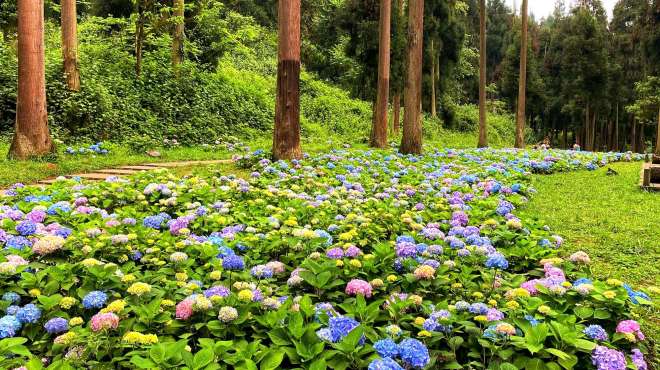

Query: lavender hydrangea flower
[{"left": 591, "top": 345, "right": 626, "bottom": 370}]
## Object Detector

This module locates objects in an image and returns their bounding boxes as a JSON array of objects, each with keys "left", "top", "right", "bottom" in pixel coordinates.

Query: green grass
[
  {"left": 522, "top": 161, "right": 660, "bottom": 353},
  {"left": 0, "top": 143, "right": 238, "bottom": 188},
  {"left": 522, "top": 162, "right": 660, "bottom": 288}
]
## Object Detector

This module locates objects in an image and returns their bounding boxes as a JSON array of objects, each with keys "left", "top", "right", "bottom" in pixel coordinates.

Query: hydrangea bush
[{"left": 0, "top": 147, "right": 654, "bottom": 369}]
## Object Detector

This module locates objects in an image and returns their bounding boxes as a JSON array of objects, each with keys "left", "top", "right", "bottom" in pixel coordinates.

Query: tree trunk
[
  {"left": 430, "top": 40, "right": 437, "bottom": 119},
  {"left": 585, "top": 104, "right": 591, "bottom": 151},
  {"left": 135, "top": 3, "right": 145, "bottom": 78},
  {"left": 370, "top": 0, "right": 391, "bottom": 148},
  {"left": 172, "top": 0, "right": 185, "bottom": 72},
  {"left": 631, "top": 116, "right": 637, "bottom": 152},
  {"left": 61, "top": 0, "right": 80, "bottom": 91},
  {"left": 514, "top": 0, "right": 528, "bottom": 149},
  {"left": 478, "top": 0, "right": 488, "bottom": 148},
  {"left": 562, "top": 126, "right": 567, "bottom": 149},
  {"left": 9, "top": 0, "right": 54, "bottom": 160},
  {"left": 400, "top": 0, "right": 424, "bottom": 155},
  {"left": 614, "top": 103, "right": 619, "bottom": 151},
  {"left": 392, "top": 93, "right": 400, "bottom": 135},
  {"left": 273, "top": 0, "right": 302, "bottom": 160}
]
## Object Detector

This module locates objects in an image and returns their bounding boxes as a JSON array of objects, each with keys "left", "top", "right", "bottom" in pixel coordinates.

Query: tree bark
[
  {"left": 430, "top": 40, "right": 437, "bottom": 119},
  {"left": 514, "top": 0, "right": 528, "bottom": 149},
  {"left": 392, "top": 93, "right": 400, "bottom": 135},
  {"left": 631, "top": 116, "right": 637, "bottom": 153},
  {"left": 614, "top": 103, "right": 619, "bottom": 151},
  {"left": 370, "top": 0, "right": 391, "bottom": 148},
  {"left": 273, "top": 0, "right": 302, "bottom": 160},
  {"left": 585, "top": 103, "right": 591, "bottom": 151},
  {"left": 61, "top": 0, "right": 80, "bottom": 91},
  {"left": 9, "top": 0, "right": 54, "bottom": 160},
  {"left": 172, "top": 0, "right": 185, "bottom": 72},
  {"left": 400, "top": 0, "right": 424, "bottom": 155},
  {"left": 478, "top": 0, "right": 488, "bottom": 147}
]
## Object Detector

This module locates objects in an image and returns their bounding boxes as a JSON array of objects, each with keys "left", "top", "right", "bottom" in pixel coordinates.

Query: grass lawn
[
  {"left": 522, "top": 161, "right": 660, "bottom": 352},
  {"left": 522, "top": 161, "right": 659, "bottom": 288}
]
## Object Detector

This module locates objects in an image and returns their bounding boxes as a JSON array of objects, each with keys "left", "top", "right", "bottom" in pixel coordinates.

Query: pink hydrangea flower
[
  {"left": 616, "top": 320, "right": 645, "bottom": 341},
  {"left": 175, "top": 299, "right": 194, "bottom": 320},
  {"left": 345, "top": 279, "right": 372, "bottom": 298},
  {"left": 90, "top": 312, "right": 119, "bottom": 332}
]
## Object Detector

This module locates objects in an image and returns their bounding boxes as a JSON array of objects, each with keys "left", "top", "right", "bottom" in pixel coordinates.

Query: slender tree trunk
[
  {"left": 631, "top": 116, "right": 637, "bottom": 152},
  {"left": 61, "top": 0, "right": 80, "bottom": 91},
  {"left": 430, "top": 40, "right": 437, "bottom": 119},
  {"left": 9, "top": 0, "right": 54, "bottom": 160},
  {"left": 478, "top": 0, "right": 488, "bottom": 147},
  {"left": 514, "top": 0, "right": 528, "bottom": 148},
  {"left": 400, "top": 0, "right": 424, "bottom": 155},
  {"left": 591, "top": 112, "right": 597, "bottom": 151},
  {"left": 135, "top": 3, "right": 145, "bottom": 78},
  {"left": 562, "top": 126, "right": 567, "bottom": 149},
  {"left": 273, "top": 0, "right": 302, "bottom": 160},
  {"left": 614, "top": 103, "right": 619, "bottom": 151},
  {"left": 172, "top": 0, "right": 185, "bottom": 72},
  {"left": 371, "top": 0, "right": 391, "bottom": 148},
  {"left": 585, "top": 104, "right": 591, "bottom": 151},
  {"left": 392, "top": 94, "right": 400, "bottom": 135},
  {"left": 656, "top": 106, "right": 660, "bottom": 155}
]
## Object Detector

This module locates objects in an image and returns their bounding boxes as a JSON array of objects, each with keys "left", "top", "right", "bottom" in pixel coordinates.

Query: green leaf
[
  {"left": 573, "top": 306, "right": 593, "bottom": 319},
  {"left": 268, "top": 328, "right": 291, "bottom": 346},
  {"left": 289, "top": 312, "right": 304, "bottom": 339},
  {"left": 259, "top": 350, "right": 285, "bottom": 370},
  {"left": 448, "top": 337, "right": 463, "bottom": 351},
  {"left": 525, "top": 358, "right": 546, "bottom": 370},
  {"left": 592, "top": 310, "right": 611, "bottom": 319},
  {"left": 545, "top": 348, "right": 570, "bottom": 360},
  {"left": 499, "top": 364, "right": 518, "bottom": 370},
  {"left": 309, "top": 358, "right": 327, "bottom": 370},
  {"left": 193, "top": 348, "right": 214, "bottom": 369},
  {"left": 574, "top": 339, "right": 597, "bottom": 352},
  {"left": 131, "top": 355, "right": 157, "bottom": 369}
]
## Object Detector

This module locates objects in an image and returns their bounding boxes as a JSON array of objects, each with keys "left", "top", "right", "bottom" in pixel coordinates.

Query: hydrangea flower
[
  {"left": 373, "top": 339, "right": 399, "bottom": 358},
  {"left": 591, "top": 345, "right": 626, "bottom": 370},
  {"left": 44, "top": 317, "right": 68, "bottom": 334},
  {"left": 82, "top": 291, "right": 108, "bottom": 309},
  {"left": 398, "top": 339, "right": 430, "bottom": 369},
  {"left": 16, "top": 304, "right": 41, "bottom": 324}
]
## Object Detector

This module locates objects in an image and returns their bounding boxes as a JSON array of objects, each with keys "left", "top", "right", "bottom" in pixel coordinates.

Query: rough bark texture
[
  {"left": 477, "top": 0, "right": 488, "bottom": 148},
  {"left": 400, "top": 0, "right": 424, "bottom": 155},
  {"left": 514, "top": 0, "right": 528, "bottom": 149},
  {"left": 172, "top": 0, "right": 184, "bottom": 71},
  {"left": 392, "top": 93, "right": 400, "bottom": 135},
  {"left": 371, "top": 0, "right": 391, "bottom": 148},
  {"left": 61, "top": 0, "right": 80, "bottom": 91},
  {"left": 273, "top": 0, "right": 302, "bottom": 160},
  {"left": 10, "top": 0, "right": 54, "bottom": 160},
  {"left": 631, "top": 116, "right": 637, "bottom": 153}
]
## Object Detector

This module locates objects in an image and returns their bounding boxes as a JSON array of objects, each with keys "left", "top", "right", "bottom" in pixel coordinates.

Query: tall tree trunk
[
  {"left": 430, "top": 40, "right": 437, "bottom": 119},
  {"left": 61, "top": 0, "right": 80, "bottom": 91},
  {"left": 614, "top": 103, "right": 619, "bottom": 151},
  {"left": 135, "top": 3, "right": 145, "bottom": 78},
  {"left": 585, "top": 104, "right": 591, "bottom": 151},
  {"left": 477, "top": 0, "right": 488, "bottom": 148},
  {"left": 400, "top": 0, "right": 424, "bottom": 155},
  {"left": 656, "top": 105, "right": 660, "bottom": 155},
  {"left": 371, "top": 0, "right": 391, "bottom": 148},
  {"left": 172, "top": 0, "right": 185, "bottom": 72},
  {"left": 562, "top": 125, "right": 567, "bottom": 149},
  {"left": 392, "top": 94, "right": 400, "bottom": 135},
  {"left": 9, "top": 0, "right": 53, "bottom": 160},
  {"left": 514, "top": 0, "right": 528, "bottom": 149},
  {"left": 273, "top": 0, "right": 302, "bottom": 160},
  {"left": 631, "top": 116, "right": 637, "bottom": 153}
]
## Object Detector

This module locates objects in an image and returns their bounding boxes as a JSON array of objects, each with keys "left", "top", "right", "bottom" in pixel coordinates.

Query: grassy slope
[{"left": 523, "top": 161, "right": 659, "bottom": 288}]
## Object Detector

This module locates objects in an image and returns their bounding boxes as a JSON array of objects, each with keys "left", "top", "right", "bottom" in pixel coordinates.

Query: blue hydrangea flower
[
  {"left": 5, "top": 236, "right": 31, "bottom": 250},
  {"left": 16, "top": 304, "right": 41, "bottom": 324},
  {"left": 15, "top": 221, "right": 37, "bottom": 236},
  {"left": 583, "top": 325, "right": 608, "bottom": 341},
  {"left": 485, "top": 253, "right": 509, "bottom": 270},
  {"left": 398, "top": 338, "right": 430, "bottom": 369},
  {"left": 374, "top": 339, "right": 399, "bottom": 358},
  {"left": 82, "top": 291, "right": 108, "bottom": 309},
  {"left": 0, "top": 315, "right": 21, "bottom": 338},
  {"left": 44, "top": 317, "right": 68, "bottom": 334},
  {"left": 222, "top": 255, "right": 245, "bottom": 270},
  {"left": 143, "top": 215, "right": 166, "bottom": 229},
  {"left": 2, "top": 292, "right": 20, "bottom": 303},
  {"left": 368, "top": 357, "right": 404, "bottom": 370},
  {"left": 469, "top": 302, "right": 489, "bottom": 315}
]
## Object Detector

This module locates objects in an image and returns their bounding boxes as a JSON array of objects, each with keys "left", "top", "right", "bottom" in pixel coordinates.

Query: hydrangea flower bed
[
  {"left": 0, "top": 148, "right": 653, "bottom": 369},
  {"left": 64, "top": 143, "right": 109, "bottom": 156}
]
